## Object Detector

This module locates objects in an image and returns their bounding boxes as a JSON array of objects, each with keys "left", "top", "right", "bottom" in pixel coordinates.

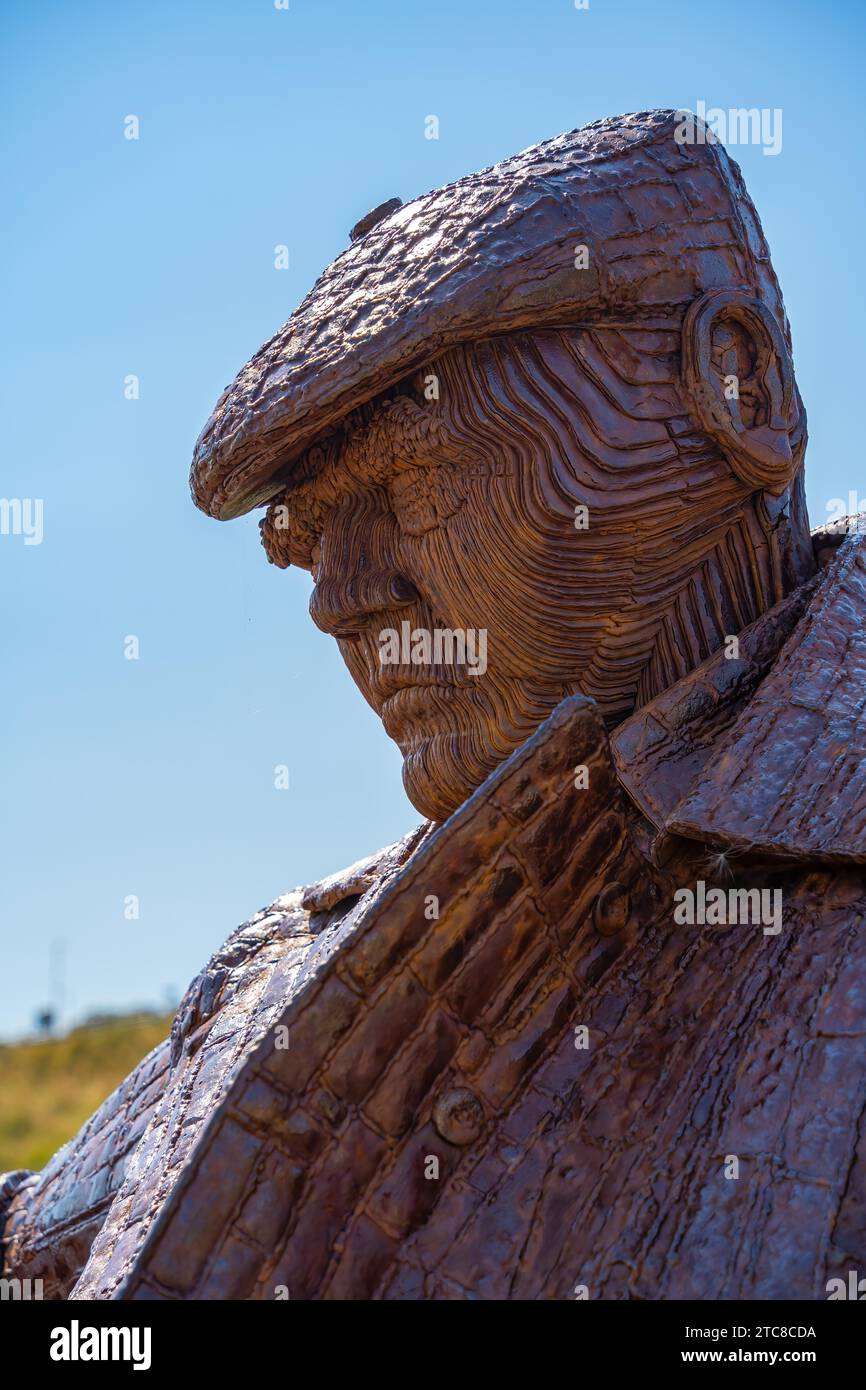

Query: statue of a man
[{"left": 3, "top": 110, "right": 865, "bottom": 1301}]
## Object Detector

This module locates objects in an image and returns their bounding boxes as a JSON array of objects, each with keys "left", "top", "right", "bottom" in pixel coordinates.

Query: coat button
[
  {"left": 594, "top": 882, "right": 630, "bottom": 936},
  {"left": 433, "top": 1088, "right": 484, "bottom": 1145}
]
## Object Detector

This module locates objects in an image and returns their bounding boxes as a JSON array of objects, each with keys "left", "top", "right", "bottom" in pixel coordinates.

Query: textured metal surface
[
  {"left": 72, "top": 694, "right": 657, "bottom": 1299},
  {"left": 4, "top": 112, "right": 864, "bottom": 1302},
  {"left": 0, "top": 1040, "right": 171, "bottom": 1299},
  {"left": 190, "top": 109, "right": 789, "bottom": 520},
  {"left": 667, "top": 533, "right": 866, "bottom": 860},
  {"left": 3, "top": 547, "right": 865, "bottom": 1298}
]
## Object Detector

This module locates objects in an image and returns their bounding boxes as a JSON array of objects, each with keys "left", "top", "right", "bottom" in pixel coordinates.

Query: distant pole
[{"left": 50, "top": 938, "right": 66, "bottom": 1024}]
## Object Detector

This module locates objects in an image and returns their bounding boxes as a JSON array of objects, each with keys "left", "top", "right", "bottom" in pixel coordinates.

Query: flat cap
[{"left": 191, "top": 109, "right": 787, "bottom": 520}]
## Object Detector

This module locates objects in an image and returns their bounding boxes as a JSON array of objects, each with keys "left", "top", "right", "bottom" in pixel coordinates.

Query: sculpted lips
[{"left": 379, "top": 681, "right": 461, "bottom": 736}]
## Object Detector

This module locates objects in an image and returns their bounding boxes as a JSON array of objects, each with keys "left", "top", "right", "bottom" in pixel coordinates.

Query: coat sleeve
[{"left": 0, "top": 1037, "right": 171, "bottom": 1299}]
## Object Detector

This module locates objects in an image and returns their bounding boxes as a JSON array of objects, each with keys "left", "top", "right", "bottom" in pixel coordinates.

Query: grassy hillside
[{"left": 0, "top": 1012, "right": 172, "bottom": 1173}]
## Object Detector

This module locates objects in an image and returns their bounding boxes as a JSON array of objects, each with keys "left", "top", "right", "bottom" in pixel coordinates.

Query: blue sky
[{"left": 1, "top": 0, "right": 863, "bottom": 1039}]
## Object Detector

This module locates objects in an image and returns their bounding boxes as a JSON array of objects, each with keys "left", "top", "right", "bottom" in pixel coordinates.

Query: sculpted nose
[
  {"left": 310, "top": 570, "right": 418, "bottom": 637},
  {"left": 309, "top": 492, "right": 419, "bottom": 637}
]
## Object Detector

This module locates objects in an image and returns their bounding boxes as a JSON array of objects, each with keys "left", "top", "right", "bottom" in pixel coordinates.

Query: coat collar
[{"left": 612, "top": 529, "right": 866, "bottom": 864}]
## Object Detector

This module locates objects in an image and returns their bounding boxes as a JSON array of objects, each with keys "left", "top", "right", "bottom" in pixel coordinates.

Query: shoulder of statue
[
  {"left": 300, "top": 823, "right": 434, "bottom": 915},
  {"left": 168, "top": 823, "right": 432, "bottom": 1065}
]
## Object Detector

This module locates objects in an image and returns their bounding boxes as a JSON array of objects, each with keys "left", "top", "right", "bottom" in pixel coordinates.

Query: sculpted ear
[{"left": 681, "top": 289, "right": 805, "bottom": 496}]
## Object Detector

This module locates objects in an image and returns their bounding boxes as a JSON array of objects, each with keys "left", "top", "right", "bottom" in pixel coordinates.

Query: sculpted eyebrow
[{"left": 262, "top": 390, "right": 454, "bottom": 566}]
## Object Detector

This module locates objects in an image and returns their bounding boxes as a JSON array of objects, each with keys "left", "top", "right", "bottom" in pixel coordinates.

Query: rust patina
[{"left": 3, "top": 110, "right": 864, "bottom": 1301}]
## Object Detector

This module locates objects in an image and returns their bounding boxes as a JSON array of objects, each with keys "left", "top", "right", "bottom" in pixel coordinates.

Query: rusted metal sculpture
[{"left": 3, "top": 109, "right": 864, "bottom": 1301}]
